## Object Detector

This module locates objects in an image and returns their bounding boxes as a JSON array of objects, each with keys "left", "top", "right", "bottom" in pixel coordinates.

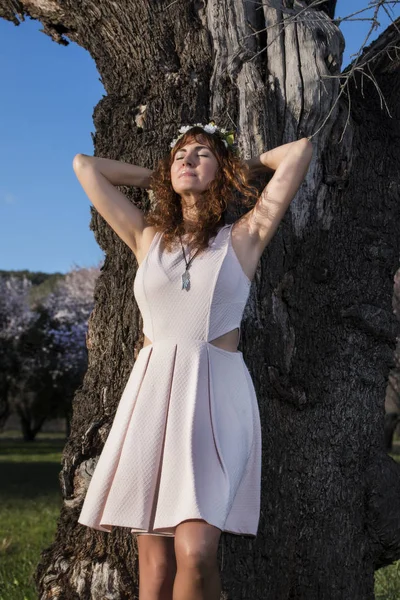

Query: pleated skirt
[{"left": 78, "top": 338, "right": 262, "bottom": 537}]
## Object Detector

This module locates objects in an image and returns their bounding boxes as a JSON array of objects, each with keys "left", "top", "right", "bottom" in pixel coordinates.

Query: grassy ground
[
  {"left": 0, "top": 432, "right": 64, "bottom": 600},
  {"left": 0, "top": 431, "right": 399, "bottom": 599},
  {"left": 368, "top": 437, "right": 400, "bottom": 600}
]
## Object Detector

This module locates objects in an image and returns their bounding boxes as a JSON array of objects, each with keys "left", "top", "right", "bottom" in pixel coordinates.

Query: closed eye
[{"left": 176, "top": 155, "right": 209, "bottom": 160}]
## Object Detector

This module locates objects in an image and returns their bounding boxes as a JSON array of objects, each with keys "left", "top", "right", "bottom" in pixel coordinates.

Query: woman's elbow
[{"left": 72, "top": 153, "right": 91, "bottom": 172}]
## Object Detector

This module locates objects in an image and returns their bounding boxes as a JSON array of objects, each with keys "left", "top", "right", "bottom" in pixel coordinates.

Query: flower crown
[{"left": 170, "top": 121, "right": 238, "bottom": 153}]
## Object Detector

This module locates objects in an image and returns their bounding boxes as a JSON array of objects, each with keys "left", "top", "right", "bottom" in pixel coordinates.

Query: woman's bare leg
[
  {"left": 173, "top": 519, "right": 222, "bottom": 600},
  {"left": 137, "top": 534, "right": 177, "bottom": 600}
]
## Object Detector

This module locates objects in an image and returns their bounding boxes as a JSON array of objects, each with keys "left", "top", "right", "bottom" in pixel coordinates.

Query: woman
[{"left": 73, "top": 123, "right": 313, "bottom": 600}]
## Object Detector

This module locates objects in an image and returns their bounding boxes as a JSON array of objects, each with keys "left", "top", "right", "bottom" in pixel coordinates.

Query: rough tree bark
[{"left": 1, "top": 0, "right": 400, "bottom": 598}]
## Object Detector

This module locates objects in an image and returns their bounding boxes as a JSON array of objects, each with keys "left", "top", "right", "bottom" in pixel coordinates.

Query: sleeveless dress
[{"left": 78, "top": 223, "right": 262, "bottom": 537}]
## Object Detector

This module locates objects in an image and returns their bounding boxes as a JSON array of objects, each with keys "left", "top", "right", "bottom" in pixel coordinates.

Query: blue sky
[{"left": 0, "top": 1, "right": 399, "bottom": 274}]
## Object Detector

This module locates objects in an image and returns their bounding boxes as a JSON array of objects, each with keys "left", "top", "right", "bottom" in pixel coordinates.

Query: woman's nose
[{"left": 182, "top": 155, "right": 194, "bottom": 166}]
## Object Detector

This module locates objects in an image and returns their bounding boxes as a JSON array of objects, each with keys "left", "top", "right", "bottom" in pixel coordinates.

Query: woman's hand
[{"left": 244, "top": 137, "right": 312, "bottom": 178}]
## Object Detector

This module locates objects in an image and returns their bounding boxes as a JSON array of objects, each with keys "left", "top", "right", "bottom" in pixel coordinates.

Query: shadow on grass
[
  {"left": 0, "top": 438, "right": 65, "bottom": 502},
  {"left": 0, "top": 461, "right": 64, "bottom": 500}
]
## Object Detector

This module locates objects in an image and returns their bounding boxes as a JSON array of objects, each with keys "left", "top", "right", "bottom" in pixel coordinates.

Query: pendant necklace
[{"left": 179, "top": 234, "right": 201, "bottom": 291}]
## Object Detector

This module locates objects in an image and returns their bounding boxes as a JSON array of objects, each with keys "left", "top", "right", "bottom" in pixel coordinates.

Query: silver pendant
[{"left": 182, "top": 269, "right": 191, "bottom": 291}]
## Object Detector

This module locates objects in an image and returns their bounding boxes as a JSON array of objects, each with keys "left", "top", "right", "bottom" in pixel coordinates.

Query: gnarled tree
[{"left": 1, "top": 0, "right": 400, "bottom": 598}]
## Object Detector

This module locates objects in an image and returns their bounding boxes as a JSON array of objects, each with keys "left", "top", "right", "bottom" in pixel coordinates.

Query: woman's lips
[{"left": 179, "top": 172, "right": 196, "bottom": 178}]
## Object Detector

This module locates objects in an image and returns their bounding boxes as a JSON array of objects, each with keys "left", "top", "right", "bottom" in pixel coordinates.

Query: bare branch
[{"left": 241, "top": 1, "right": 400, "bottom": 142}]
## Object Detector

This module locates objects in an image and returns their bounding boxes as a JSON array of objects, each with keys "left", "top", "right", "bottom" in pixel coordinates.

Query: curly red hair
[{"left": 146, "top": 127, "right": 258, "bottom": 253}]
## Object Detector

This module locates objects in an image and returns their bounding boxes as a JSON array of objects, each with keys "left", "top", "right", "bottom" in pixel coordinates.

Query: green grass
[
  {"left": 0, "top": 432, "right": 64, "bottom": 600},
  {"left": 375, "top": 559, "right": 400, "bottom": 600},
  {"left": 0, "top": 431, "right": 399, "bottom": 599},
  {"left": 373, "top": 440, "right": 400, "bottom": 600}
]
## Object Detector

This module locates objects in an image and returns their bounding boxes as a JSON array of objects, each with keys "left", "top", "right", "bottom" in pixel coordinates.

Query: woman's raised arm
[
  {"left": 74, "top": 154, "right": 153, "bottom": 188},
  {"left": 72, "top": 154, "right": 154, "bottom": 259}
]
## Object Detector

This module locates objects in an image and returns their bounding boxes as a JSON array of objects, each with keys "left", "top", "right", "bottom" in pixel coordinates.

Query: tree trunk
[
  {"left": 19, "top": 412, "right": 36, "bottom": 441},
  {"left": 1, "top": 1, "right": 400, "bottom": 598},
  {"left": 15, "top": 393, "right": 48, "bottom": 441}
]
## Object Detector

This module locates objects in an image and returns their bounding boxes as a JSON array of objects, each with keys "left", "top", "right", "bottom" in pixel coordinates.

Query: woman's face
[{"left": 170, "top": 138, "right": 219, "bottom": 196}]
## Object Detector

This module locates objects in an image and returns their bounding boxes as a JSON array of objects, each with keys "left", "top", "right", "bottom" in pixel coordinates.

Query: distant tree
[
  {"left": 1, "top": 266, "right": 99, "bottom": 439},
  {"left": 0, "top": 275, "right": 39, "bottom": 428},
  {"left": 10, "top": 305, "right": 61, "bottom": 441},
  {"left": 41, "top": 265, "right": 101, "bottom": 435}
]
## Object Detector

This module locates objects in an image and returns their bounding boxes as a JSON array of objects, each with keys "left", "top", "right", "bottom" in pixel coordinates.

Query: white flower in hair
[
  {"left": 204, "top": 123, "right": 217, "bottom": 134},
  {"left": 169, "top": 121, "right": 237, "bottom": 153}
]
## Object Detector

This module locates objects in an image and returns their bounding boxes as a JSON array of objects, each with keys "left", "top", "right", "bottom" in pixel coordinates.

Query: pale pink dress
[{"left": 78, "top": 223, "right": 262, "bottom": 537}]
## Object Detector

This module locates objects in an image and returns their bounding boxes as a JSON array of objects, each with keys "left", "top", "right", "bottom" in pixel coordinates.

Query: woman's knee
[
  {"left": 176, "top": 546, "right": 217, "bottom": 575},
  {"left": 137, "top": 535, "right": 177, "bottom": 582},
  {"left": 174, "top": 520, "right": 221, "bottom": 574}
]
